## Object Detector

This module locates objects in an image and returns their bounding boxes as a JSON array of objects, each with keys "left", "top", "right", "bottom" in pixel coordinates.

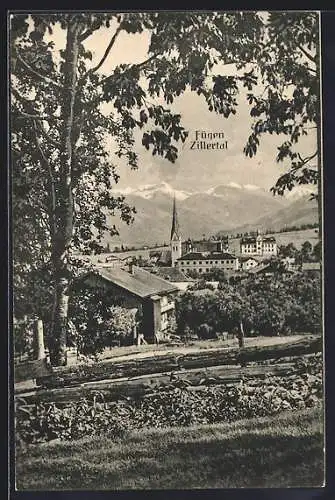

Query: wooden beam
[
  {"left": 16, "top": 362, "right": 297, "bottom": 406},
  {"left": 35, "top": 336, "right": 321, "bottom": 389}
]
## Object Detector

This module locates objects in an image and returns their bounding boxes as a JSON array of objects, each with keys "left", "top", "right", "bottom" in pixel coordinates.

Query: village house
[
  {"left": 281, "top": 256, "right": 299, "bottom": 272},
  {"left": 238, "top": 256, "right": 260, "bottom": 271},
  {"left": 79, "top": 264, "right": 179, "bottom": 341},
  {"left": 301, "top": 262, "right": 321, "bottom": 275}
]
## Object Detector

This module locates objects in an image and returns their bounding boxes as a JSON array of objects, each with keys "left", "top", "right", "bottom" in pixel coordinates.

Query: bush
[
  {"left": 15, "top": 395, "right": 130, "bottom": 445},
  {"left": 198, "top": 323, "right": 217, "bottom": 340},
  {"left": 176, "top": 273, "right": 322, "bottom": 337},
  {"left": 68, "top": 284, "right": 137, "bottom": 355}
]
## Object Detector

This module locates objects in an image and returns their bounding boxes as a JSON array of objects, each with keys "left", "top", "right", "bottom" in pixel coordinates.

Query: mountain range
[{"left": 106, "top": 182, "right": 318, "bottom": 247}]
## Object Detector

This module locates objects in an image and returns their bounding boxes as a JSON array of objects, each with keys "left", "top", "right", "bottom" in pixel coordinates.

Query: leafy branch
[{"left": 15, "top": 49, "right": 62, "bottom": 90}]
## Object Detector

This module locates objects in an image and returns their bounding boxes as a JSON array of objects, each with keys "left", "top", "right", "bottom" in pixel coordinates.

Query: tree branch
[
  {"left": 89, "top": 25, "right": 122, "bottom": 75},
  {"left": 78, "top": 19, "right": 104, "bottom": 42},
  {"left": 36, "top": 121, "right": 59, "bottom": 148},
  {"left": 14, "top": 110, "right": 59, "bottom": 121},
  {"left": 291, "top": 151, "right": 318, "bottom": 172},
  {"left": 133, "top": 53, "right": 159, "bottom": 72},
  {"left": 297, "top": 45, "right": 317, "bottom": 65},
  {"left": 11, "top": 86, "right": 35, "bottom": 107},
  {"left": 11, "top": 87, "right": 61, "bottom": 121},
  {"left": 97, "top": 53, "right": 160, "bottom": 89},
  {"left": 15, "top": 50, "right": 63, "bottom": 90}
]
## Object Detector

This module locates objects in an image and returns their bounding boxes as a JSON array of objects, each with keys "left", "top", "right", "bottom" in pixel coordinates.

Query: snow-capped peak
[
  {"left": 114, "top": 182, "right": 192, "bottom": 200},
  {"left": 114, "top": 181, "right": 264, "bottom": 200},
  {"left": 244, "top": 184, "right": 260, "bottom": 191},
  {"left": 284, "top": 185, "right": 317, "bottom": 200}
]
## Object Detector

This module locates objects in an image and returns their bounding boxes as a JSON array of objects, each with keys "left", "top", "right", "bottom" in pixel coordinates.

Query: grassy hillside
[{"left": 16, "top": 406, "right": 324, "bottom": 490}]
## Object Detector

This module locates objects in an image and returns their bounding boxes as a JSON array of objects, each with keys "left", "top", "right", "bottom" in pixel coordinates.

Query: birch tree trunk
[{"left": 48, "top": 19, "right": 82, "bottom": 366}]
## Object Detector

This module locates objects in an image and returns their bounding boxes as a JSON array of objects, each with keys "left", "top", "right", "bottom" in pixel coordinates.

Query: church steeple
[
  {"left": 170, "top": 194, "right": 182, "bottom": 267},
  {"left": 170, "top": 194, "right": 180, "bottom": 240}
]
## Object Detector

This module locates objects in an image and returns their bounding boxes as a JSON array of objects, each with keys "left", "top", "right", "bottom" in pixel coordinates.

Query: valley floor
[{"left": 15, "top": 406, "right": 324, "bottom": 490}]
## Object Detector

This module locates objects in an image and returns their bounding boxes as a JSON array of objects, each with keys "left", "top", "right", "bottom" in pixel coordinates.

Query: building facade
[
  {"left": 176, "top": 251, "right": 238, "bottom": 274},
  {"left": 240, "top": 233, "right": 277, "bottom": 256}
]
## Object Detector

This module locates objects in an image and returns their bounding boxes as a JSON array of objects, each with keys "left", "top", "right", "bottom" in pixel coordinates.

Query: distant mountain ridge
[
  {"left": 220, "top": 196, "right": 318, "bottom": 236},
  {"left": 106, "top": 182, "right": 317, "bottom": 247}
]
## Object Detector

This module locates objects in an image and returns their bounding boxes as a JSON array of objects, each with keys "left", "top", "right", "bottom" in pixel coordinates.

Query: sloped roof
[
  {"left": 92, "top": 265, "right": 179, "bottom": 298},
  {"left": 248, "top": 262, "right": 272, "bottom": 274},
  {"left": 239, "top": 256, "right": 260, "bottom": 263},
  {"left": 143, "top": 266, "right": 194, "bottom": 282},
  {"left": 241, "top": 237, "right": 257, "bottom": 244},
  {"left": 158, "top": 249, "right": 172, "bottom": 264},
  {"left": 178, "top": 251, "right": 237, "bottom": 261},
  {"left": 241, "top": 236, "right": 276, "bottom": 244}
]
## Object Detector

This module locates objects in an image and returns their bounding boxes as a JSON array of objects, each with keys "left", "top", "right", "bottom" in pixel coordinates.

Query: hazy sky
[{"left": 46, "top": 14, "right": 318, "bottom": 194}]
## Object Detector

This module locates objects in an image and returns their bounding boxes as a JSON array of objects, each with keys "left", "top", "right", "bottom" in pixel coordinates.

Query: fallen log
[
  {"left": 237, "top": 336, "right": 322, "bottom": 364},
  {"left": 35, "top": 336, "right": 321, "bottom": 389},
  {"left": 17, "top": 362, "right": 297, "bottom": 405}
]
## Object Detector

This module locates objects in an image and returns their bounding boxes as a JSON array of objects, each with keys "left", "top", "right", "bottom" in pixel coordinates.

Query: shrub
[
  {"left": 15, "top": 395, "right": 129, "bottom": 445},
  {"left": 68, "top": 284, "right": 137, "bottom": 355},
  {"left": 198, "top": 323, "right": 217, "bottom": 340}
]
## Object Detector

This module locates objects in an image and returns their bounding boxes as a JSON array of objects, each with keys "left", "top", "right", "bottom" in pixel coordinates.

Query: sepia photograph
[{"left": 10, "top": 10, "right": 324, "bottom": 490}]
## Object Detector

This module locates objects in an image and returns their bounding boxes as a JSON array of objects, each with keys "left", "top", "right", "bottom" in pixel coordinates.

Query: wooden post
[
  {"left": 237, "top": 319, "right": 245, "bottom": 349},
  {"left": 132, "top": 324, "right": 137, "bottom": 345},
  {"left": 34, "top": 319, "right": 45, "bottom": 360}
]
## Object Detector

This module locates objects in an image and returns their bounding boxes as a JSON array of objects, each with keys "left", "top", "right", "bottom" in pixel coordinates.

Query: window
[
  {"left": 193, "top": 261, "right": 196, "bottom": 265},
  {"left": 199, "top": 268, "right": 202, "bottom": 273},
  {"left": 206, "top": 268, "right": 209, "bottom": 272}
]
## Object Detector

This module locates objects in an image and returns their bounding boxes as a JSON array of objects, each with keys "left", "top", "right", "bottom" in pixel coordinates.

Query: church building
[{"left": 169, "top": 194, "right": 238, "bottom": 275}]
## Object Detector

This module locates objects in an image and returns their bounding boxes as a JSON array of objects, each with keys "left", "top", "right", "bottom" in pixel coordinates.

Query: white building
[
  {"left": 238, "top": 256, "right": 260, "bottom": 271},
  {"left": 176, "top": 251, "right": 238, "bottom": 274},
  {"left": 240, "top": 234, "right": 277, "bottom": 257}
]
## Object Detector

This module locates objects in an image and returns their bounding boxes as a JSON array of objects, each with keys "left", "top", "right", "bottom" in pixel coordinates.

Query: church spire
[
  {"left": 170, "top": 193, "right": 180, "bottom": 240},
  {"left": 170, "top": 193, "right": 182, "bottom": 267}
]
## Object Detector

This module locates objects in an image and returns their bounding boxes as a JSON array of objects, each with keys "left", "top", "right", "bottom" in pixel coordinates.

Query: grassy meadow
[{"left": 15, "top": 406, "right": 324, "bottom": 490}]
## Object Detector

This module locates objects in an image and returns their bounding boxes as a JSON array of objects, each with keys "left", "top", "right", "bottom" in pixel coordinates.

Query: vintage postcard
[{"left": 10, "top": 10, "right": 324, "bottom": 490}]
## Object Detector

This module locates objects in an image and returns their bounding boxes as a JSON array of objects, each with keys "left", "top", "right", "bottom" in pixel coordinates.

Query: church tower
[{"left": 170, "top": 194, "right": 182, "bottom": 267}]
